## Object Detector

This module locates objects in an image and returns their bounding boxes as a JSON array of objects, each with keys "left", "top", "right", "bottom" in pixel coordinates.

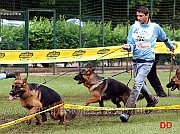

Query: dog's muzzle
[
  {"left": 9, "top": 91, "right": 18, "bottom": 100},
  {"left": 73, "top": 74, "right": 85, "bottom": 84},
  {"left": 9, "top": 91, "right": 14, "bottom": 96},
  {"left": 166, "top": 81, "right": 178, "bottom": 91},
  {"left": 9, "top": 90, "right": 24, "bottom": 100}
]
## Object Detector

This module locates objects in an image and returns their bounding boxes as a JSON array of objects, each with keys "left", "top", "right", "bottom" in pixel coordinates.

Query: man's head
[{"left": 136, "top": 6, "right": 149, "bottom": 24}]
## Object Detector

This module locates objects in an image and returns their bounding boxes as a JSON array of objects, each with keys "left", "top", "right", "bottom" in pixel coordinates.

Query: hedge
[{"left": 1, "top": 17, "right": 180, "bottom": 50}]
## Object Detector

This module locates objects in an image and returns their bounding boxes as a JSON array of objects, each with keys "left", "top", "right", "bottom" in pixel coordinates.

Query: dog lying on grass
[
  {"left": 9, "top": 72, "right": 75, "bottom": 129},
  {"left": 73, "top": 64, "right": 144, "bottom": 109},
  {"left": 166, "top": 69, "right": 180, "bottom": 91}
]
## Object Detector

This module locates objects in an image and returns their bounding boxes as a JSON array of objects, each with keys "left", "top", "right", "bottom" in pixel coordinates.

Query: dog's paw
[
  {"left": 58, "top": 120, "right": 64, "bottom": 125},
  {"left": 27, "top": 119, "right": 31, "bottom": 125},
  {"left": 42, "top": 117, "right": 47, "bottom": 122},
  {"left": 36, "top": 122, "right": 43, "bottom": 126},
  {"left": 84, "top": 102, "right": 89, "bottom": 106},
  {"left": 97, "top": 111, "right": 104, "bottom": 116}
]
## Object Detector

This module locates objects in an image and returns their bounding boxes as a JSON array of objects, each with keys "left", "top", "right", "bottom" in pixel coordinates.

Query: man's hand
[
  {"left": 171, "top": 46, "right": 175, "bottom": 53},
  {"left": 122, "top": 44, "right": 130, "bottom": 50}
]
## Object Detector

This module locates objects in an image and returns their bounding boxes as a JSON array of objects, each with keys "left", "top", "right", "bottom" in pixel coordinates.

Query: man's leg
[
  {"left": 147, "top": 62, "right": 167, "bottom": 97},
  {"left": 5, "top": 71, "right": 19, "bottom": 78},
  {"left": 120, "top": 62, "right": 154, "bottom": 122},
  {"left": 141, "top": 84, "right": 159, "bottom": 114},
  {"left": 0, "top": 73, "right": 6, "bottom": 80},
  {"left": 0, "top": 71, "right": 19, "bottom": 80}
]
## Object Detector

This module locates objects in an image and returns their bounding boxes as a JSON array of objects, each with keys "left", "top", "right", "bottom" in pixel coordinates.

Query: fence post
[{"left": 24, "top": 10, "right": 29, "bottom": 74}]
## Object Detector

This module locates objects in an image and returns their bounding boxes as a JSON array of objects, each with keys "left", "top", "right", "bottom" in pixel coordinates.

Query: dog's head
[
  {"left": 166, "top": 69, "right": 180, "bottom": 91},
  {"left": 73, "top": 63, "right": 95, "bottom": 84},
  {"left": 9, "top": 72, "right": 28, "bottom": 100},
  {"left": 73, "top": 72, "right": 85, "bottom": 84}
]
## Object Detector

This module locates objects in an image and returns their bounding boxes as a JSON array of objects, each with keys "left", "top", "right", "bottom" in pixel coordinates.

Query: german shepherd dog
[
  {"left": 73, "top": 64, "right": 143, "bottom": 109},
  {"left": 9, "top": 72, "right": 68, "bottom": 128},
  {"left": 166, "top": 69, "right": 180, "bottom": 91}
]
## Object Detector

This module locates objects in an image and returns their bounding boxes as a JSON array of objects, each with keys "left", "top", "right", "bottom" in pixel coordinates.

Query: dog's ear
[
  {"left": 176, "top": 69, "right": 180, "bottom": 76},
  {"left": 176, "top": 69, "right": 178, "bottom": 74},
  {"left": 15, "top": 72, "right": 21, "bottom": 80},
  {"left": 23, "top": 74, "right": 28, "bottom": 83},
  {"left": 88, "top": 63, "right": 93, "bottom": 68}
]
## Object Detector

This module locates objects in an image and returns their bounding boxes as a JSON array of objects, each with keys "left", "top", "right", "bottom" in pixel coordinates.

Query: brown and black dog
[
  {"left": 73, "top": 64, "right": 144, "bottom": 109},
  {"left": 9, "top": 72, "right": 68, "bottom": 128},
  {"left": 166, "top": 69, "right": 180, "bottom": 91}
]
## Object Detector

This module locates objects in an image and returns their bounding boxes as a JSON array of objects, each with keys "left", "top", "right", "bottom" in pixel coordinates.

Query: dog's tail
[{"left": 137, "top": 93, "right": 145, "bottom": 100}]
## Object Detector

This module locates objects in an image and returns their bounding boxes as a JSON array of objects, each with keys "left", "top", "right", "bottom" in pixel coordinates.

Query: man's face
[{"left": 136, "top": 12, "right": 149, "bottom": 24}]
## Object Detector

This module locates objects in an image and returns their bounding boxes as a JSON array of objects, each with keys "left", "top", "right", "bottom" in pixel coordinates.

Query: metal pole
[
  {"left": 126, "top": 0, "right": 130, "bottom": 71},
  {"left": 171, "top": 0, "right": 176, "bottom": 72},
  {"left": 173, "top": 0, "right": 176, "bottom": 41},
  {"left": 78, "top": 0, "right": 82, "bottom": 71},
  {"left": 79, "top": 0, "right": 82, "bottom": 48},
  {"left": 127, "top": 0, "right": 129, "bottom": 24},
  {"left": 53, "top": 10, "right": 57, "bottom": 75},
  {"left": 127, "top": 0, "right": 129, "bottom": 37},
  {"left": 53, "top": 10, "right": 56, "bottom": 50},
  {"left": 24, "top": 10, "right": 29, "bottom": 74},
  {"left": 25, "top": 10, "right": 29, "bottom": 50},
  {"left": 150, "top": 0, "right": 153, "bottom": 20},
  {"left": 0, "top": 14, "right": 1, "bottom": 39},
  {"left": 102, "top": 0, "right": 104, "bottom": 73}
]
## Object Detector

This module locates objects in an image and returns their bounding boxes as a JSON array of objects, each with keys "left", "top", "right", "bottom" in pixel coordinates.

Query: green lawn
[{"left": 0, "top": 72, "right": 180, "bottom": 134}]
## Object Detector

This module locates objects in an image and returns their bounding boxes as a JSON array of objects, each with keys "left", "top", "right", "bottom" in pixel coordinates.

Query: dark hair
[{"left": 136, "top": 6, "right": 149, "bottom": 15}]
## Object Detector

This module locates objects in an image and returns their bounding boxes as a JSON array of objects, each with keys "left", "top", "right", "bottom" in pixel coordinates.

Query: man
[
  {"left": 0, "top": 71, "right": 19, "bottom": 80},
  {"left": 120, "top": 6, "right": 175, "bottom": 122},
  {"left": 147, "top": 54, "right": 167, "bottom": 97}
]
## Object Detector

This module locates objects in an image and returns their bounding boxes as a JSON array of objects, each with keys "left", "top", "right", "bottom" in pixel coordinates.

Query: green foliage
[
  {"left": 1, "top": 17, "right": 180, "bottom": 51},
  {"left": 1, "top": 25, "right": 24, "bottom": 50},
  {"left": 29, "top": 17, "right": 54, "bottom": 49},
  {"left": 161, "top": 24, "right": 173, "bottom": 40},
  {"left": 174, "top": 30, "right": 180, "bottom": 41},
  {"left": 81, "top": 21, "right": 102, "bottom": 48},
  {"left": 56, "top": 19, "right": 79, "bottom": 49},
  {"left": 112, "top": 23, "right": 128, "bottom": 45}
]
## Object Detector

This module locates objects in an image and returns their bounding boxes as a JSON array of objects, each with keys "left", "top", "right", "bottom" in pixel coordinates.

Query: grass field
[{"left": 0, "top": 71, "right": 180, "bottom": 134}]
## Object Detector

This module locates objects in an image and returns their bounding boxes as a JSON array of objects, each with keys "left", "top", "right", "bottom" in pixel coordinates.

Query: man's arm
[
  {"left": 122, "top": 26, "right": 134, "bottom": 51},
  {"left": 156, "top": 24, "right": 175, "bottom": 52}
]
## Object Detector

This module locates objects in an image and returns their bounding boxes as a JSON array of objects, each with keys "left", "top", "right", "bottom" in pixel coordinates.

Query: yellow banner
[{"left": 0, "top": 41, "right": 179, "bottom": 64}]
